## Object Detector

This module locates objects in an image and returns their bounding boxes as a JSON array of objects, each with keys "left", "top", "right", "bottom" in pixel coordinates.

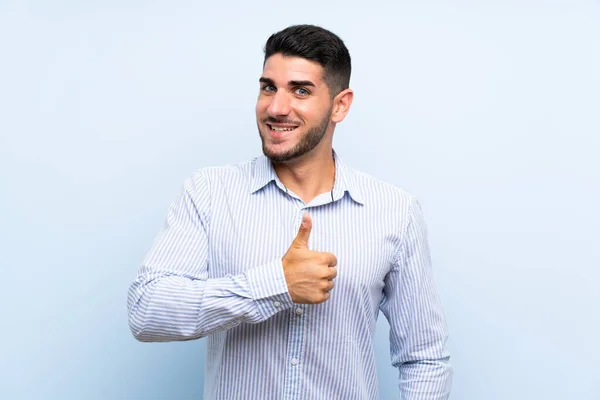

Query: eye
[
  {"left": 261, "top": 84, "right": 276, "bottom": 93},
  {"left": 295, "top": 87, "right": 310, "bottom": 96}
]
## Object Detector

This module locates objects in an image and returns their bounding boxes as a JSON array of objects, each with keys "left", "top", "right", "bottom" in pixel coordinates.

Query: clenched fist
[{"left": 282, "top": 212, "right": 337, "bottom": 304}]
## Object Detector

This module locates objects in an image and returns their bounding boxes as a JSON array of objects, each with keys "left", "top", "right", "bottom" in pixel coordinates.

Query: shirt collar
[{"left": 250, "top": 150, "right": 365, "bottom": 205}]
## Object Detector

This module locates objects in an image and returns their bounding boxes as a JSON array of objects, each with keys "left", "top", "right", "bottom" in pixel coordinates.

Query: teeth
[{"left": 270, "top": 126, "right": 295, "bottom": 132}]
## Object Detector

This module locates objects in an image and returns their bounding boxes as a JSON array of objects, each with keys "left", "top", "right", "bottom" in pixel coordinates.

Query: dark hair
[{"left": 263, "top": 24, "right": 351, "bottom": 97}]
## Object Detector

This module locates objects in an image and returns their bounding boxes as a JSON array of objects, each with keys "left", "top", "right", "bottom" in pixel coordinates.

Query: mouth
[
  {"left": 266, "top": 123, "right": 299, "bottom": 133},
  {"left": 265, "top": 123, "right": 299, "bottom": 139}
]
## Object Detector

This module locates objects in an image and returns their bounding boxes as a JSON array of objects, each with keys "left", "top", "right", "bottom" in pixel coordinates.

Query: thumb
[{"left": 293, "top": 212, "right": 312, "bottom": 248}]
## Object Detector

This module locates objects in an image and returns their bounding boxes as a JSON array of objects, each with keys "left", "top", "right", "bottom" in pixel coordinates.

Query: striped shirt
[{"left": 127, "top": 150, "right": 452, "bottom": 399}]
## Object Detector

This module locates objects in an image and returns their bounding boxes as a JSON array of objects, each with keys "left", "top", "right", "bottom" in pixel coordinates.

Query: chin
[
  {"left": 263, "top": 146, "right": 291, "bottom": 161},
  {"left": 261, "top": 130, "right": 296, "bottom": 151}
]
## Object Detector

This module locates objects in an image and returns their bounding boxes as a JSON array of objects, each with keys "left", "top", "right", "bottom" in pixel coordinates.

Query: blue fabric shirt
[{"left": 127, "top": 151, "right": 452, "bottom": 399}]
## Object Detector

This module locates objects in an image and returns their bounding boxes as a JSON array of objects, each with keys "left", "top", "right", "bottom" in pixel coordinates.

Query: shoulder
[
  {"left": 176, "top": 158, "right": 257, "bottom": 217},
  {"left": 349, "top": 167, "right": 416, "bottom": 210},
  {"left": 346, "top": 166, "right": 425, "bottom": 256},
  {"left": 185, "top": 157, "right": 257, "bottom": 191}
]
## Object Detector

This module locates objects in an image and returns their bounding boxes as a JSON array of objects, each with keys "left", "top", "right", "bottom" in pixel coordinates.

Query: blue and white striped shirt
[{"left": 127, "top": 151, "right": 452, "bottom": 399}]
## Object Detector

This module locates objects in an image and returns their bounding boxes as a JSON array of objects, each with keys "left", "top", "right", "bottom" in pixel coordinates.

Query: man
[{"left": 128, "top": 24, "right": 452, "bottom": 399}]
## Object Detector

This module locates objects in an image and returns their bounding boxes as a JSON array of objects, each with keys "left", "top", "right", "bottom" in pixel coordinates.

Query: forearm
[
  {"left": 398, "top": 357, "right": 452, "bottom": 400},
  {"left": 127, "top": 259, "right": 293, "bottom": 342}
]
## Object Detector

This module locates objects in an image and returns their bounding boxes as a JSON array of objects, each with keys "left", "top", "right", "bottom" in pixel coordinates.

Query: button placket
[
  {"left": 283, "top": 284, "right": 305, "bottom": 399},
  {"left": 282, "top": 197, "right": 307, "bottom": 399}
]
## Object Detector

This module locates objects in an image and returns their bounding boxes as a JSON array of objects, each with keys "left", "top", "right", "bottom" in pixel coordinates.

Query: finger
[
  {"left": 323, "top": 252, "right": 337, "bottom": 267},
  {"left": 315, "top": 291, "right": 331, "bottom": 304},
  {"left": 293, "top": 212, "right": 312, "bottom": 248},
  {"left": 328, "top": 267, "right": 337, "bottom": 280},
  {"left": 324, "top": 280, "right": 334, "bottom": 292}
]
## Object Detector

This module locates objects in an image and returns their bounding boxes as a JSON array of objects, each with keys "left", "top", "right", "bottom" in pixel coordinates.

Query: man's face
[{"left": 256, "top": 54, "right": 333, "bottom": 163}]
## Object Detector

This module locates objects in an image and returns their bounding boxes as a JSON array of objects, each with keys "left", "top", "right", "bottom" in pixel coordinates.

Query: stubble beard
[{"left": 259, "top": 106, "right": 332, "bottom": 163}]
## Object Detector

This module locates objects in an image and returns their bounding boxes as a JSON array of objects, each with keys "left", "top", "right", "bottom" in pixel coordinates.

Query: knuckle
[
  {"left": 319, "top": 253, "right": 330, "bottom": 265},
  {"left": 326, "top": 252, "right": 337, "bottom": 265}
]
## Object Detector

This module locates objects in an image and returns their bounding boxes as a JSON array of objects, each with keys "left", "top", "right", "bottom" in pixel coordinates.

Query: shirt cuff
[{"left": 245, "top": 258, "right": 294, "bottom": 320}]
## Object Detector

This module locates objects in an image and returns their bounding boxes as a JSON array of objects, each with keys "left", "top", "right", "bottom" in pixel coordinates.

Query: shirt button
[
  {"left": 295, "top": 308, "right": 303, "bottom": 316},
  {"left": 291, "top": 358, "right": 298, "bottom": 366},
  {"left": 274, "top": 301, "right": 281, "bottom": 308}
]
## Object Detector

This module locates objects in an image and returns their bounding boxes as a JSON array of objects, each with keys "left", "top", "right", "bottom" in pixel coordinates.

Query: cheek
[
  {"left": 256, "top": 95, "right": 272, "bottom": 112},
  {"left": 294, "top": 99, "right": 327, "bottom": 121}
]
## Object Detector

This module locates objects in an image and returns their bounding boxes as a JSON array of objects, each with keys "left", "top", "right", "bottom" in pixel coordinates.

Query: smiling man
[{"left": 128, "top": 25, "right": 452, "bottom": 399}]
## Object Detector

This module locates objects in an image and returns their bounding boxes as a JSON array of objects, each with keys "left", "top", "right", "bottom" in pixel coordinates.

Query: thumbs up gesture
[{"left": 282, "top": 213, "right": 338, "bottom": 304}]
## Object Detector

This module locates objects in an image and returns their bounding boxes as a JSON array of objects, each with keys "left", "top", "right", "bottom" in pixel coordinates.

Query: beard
[{"left": 259, "top": 106, "right": 332, "bottom": 163}]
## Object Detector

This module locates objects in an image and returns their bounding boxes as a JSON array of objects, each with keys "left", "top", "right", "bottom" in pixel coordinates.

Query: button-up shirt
[{"left": 127, "top": 151, "right": 452, "bottom": 399}]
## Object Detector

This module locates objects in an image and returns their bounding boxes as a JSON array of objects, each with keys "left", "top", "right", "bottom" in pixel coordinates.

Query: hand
[{"left": 282, "top": 212, "right": 337, "bottom": 304}]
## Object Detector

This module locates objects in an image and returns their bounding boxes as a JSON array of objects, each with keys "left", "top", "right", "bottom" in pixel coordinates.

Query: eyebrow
[{"left": 259, "top": 77, "right": 316, "bottom": 87}]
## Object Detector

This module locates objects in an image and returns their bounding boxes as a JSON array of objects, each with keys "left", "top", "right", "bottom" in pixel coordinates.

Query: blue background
[{"left": 1, "top": 1, "right": 599, "bottom": 399}]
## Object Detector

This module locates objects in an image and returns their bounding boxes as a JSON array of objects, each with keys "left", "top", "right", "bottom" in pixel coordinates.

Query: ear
[{"left": 330, "top": 88, "right": 354, "bottom": 123}]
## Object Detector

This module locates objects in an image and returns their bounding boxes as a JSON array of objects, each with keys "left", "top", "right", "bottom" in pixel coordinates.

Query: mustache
[{"left": 263, "top": 117, "right": 302, "bottom": 125}]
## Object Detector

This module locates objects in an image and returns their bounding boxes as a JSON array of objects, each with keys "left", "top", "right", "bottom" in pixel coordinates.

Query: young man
[{"left": 128, "top": 25, "right": 452, "bottom": 399}]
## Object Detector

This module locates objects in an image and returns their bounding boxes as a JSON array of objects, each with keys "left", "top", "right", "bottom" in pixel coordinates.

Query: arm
[
  {"left": 127, "top": 172, "right": 294, "bottom": 342},
  {"left": 379, "top": 197, "right": 453, "bottom": 399}
]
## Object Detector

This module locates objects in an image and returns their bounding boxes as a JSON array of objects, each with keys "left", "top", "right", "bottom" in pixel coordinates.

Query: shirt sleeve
[
  {"left": 127, "top": 172, "right": 294, "bottom": 342},
  {"left": 379, "top": 197, "right": 453, "bottom": 399}
]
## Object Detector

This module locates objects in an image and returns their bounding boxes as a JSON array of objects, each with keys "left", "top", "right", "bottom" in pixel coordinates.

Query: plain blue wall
[{"left": 1, "top": 1, "right": 599, "bottom": 399}]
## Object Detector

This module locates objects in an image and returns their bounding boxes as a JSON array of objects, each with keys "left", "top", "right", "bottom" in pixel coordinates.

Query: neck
[{"left": 273, "top": 146, "right": 335, "bottom": 204}]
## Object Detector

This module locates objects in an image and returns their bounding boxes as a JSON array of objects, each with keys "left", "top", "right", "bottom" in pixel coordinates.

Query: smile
[{"left": 267, "top": 124, "right": 298, "bottom": 132}]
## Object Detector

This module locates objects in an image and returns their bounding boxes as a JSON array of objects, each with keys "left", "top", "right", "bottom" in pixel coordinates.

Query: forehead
[{"left": 262, "top": 54, "right": 325, "bottom": 85}]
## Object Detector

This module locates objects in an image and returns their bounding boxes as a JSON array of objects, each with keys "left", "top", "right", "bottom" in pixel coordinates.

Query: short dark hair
[{"left": 263, "top": 24, "right": 351, "bottom": 97}]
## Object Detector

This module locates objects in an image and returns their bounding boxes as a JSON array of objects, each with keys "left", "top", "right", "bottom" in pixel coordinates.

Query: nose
[{"left": 267, "top": 91, "right": 291, "bottom": 117}]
